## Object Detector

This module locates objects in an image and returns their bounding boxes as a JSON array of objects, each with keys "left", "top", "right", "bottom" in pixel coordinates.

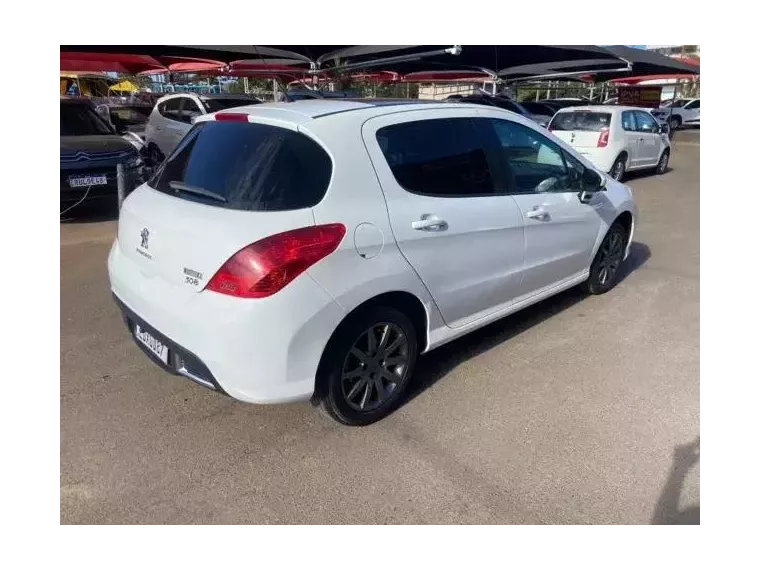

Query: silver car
[{"left": 144, "top": 93, "right": 260, "bottom": 163}]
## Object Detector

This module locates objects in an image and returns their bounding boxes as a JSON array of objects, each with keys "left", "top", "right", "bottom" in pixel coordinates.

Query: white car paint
[
  {"left": 651, "top": 98, "right": 700, "bottom": 128},
  {"left": 144, "top": 92, "right": 260, "bottom": 159},
  {"left": 549, "top": 105, "right": 671, "bottom": 178},
  {"left": 108, "top": 99, "right": 637, "bottom": 408}
]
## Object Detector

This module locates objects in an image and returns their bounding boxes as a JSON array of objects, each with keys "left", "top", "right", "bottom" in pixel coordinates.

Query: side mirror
[
  {"left": 578, "top": 168, "right": 606, "bottom": 204},
  {"left": 95, "top": 105, "right": 114, "bottom": 129},
  {"left": 659, "top": 123, "right": 670, "bottom": 135}
]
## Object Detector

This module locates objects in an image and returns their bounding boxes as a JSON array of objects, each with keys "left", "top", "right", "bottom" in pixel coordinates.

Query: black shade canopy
[
  {"left": 592, "top": 45, "right": 699, "bottom": 81},
  {"left": 62, "top": 45, "right": 624, "bottom": 71},
  {"left": 61, "top": 45, "right": 698, "bottom": 82}
]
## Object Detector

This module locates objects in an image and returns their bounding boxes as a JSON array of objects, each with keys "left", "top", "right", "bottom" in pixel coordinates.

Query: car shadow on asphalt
[
  {"left": 402, "top": 241, "right": 651, "bottom": 405},
  {"left": 650, "top": 436, "right": 700, "bottom": 525}
]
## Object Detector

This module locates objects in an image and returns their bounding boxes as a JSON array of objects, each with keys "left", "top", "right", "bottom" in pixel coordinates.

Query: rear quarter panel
[{"left": 302, "top": 114, "right": 445, "bottom": 351}]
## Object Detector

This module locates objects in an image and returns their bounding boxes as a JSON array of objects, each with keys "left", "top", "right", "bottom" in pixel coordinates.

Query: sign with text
[{"left": 618, "top": 86, "right": 663, "bottom": 108}]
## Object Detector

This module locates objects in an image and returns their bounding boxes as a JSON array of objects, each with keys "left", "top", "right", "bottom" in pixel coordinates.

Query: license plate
[
  {"left": 135, "top": 324, "right": 169, "bottom": 364},
  {"left": 68, "top": 174, "right": 107, "bottom": 188}
]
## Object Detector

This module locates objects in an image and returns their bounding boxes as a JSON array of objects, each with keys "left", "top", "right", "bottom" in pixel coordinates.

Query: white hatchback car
[
  {"left": 548, "top": 105, "right": 671, "bottom": 181},
  {"left": 108, "top": 99, "right": 638, "bottom": 425},
  {"left": 144, "top": 92, "right": 261, "bottom": 163}
]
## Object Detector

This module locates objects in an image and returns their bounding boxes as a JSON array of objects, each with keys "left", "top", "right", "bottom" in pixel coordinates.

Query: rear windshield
[
  {"left": 149, "top": 121, "right": 332, "bottom": 211},
  {"left": 549, "top": 111, "right": 612, "bottom": 132},
  {"left": 201, "top": 98, "right": 260, "bottom": 113}
]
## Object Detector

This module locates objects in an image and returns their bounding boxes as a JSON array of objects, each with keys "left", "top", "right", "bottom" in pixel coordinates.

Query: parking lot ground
[{"left": 61, "top": 131, "right": 699, "bottom": 524}]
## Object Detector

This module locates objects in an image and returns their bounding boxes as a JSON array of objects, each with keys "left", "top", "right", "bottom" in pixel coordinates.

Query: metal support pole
[{"left": 117, "top": 163, "right": 127, "bottom": 211}]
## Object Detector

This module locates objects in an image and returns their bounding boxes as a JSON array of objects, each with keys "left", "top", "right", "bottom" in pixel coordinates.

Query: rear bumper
[
  {"left": 108, "top": 239, "right": 346, "bottom": 404},
  {"left": 114, "top": 294, "right": 227, "bottom": 394},
  {"left": 575, "top": 148, "right": 616, "bottom": 173}
]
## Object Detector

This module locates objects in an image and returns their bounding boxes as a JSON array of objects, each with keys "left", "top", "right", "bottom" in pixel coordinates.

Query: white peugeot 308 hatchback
[{"left": 108, "top": 99, "right": 638, "bottom": 425}]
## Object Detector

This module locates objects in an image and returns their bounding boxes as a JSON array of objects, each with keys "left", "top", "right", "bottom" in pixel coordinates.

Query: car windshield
[
  {"left": 202, "top": 98, "right": 260, "bottom": 113},
  {"left": 549, "top": 111, "right": 612, "bottom": 132},
  {"left": 61, "top": 102, "right": 113, "bottom": 136}
]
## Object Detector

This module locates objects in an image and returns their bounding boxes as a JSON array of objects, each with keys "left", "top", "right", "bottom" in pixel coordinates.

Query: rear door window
[
  {"left": 622, "top": 111, "right": 637, "bottom": 132},
  {"left": 549, "top": 111, "right": 612, "bottom": 132},
  {"left": 149, "top": 121, "right": 332, "bottom": 211},
  {"left": 375, "top": 118, "right": 494, "bottom": 197}
]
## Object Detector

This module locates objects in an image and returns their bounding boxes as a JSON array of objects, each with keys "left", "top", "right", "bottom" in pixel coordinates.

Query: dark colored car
[
  {"left": 282, "top": 89, "right": 361, "bottom": 101},
  {"left": 539, "top": 98, "right": 590, "bottom": 109},
  {"left": 60, "top": 98, "right": 146, "bottom": 213},
  {"left": 458, "top": 94, "right": 533, "bottom": 118},
  {"left": 520, "top": 101, "right": 560, "bottom": 116}
]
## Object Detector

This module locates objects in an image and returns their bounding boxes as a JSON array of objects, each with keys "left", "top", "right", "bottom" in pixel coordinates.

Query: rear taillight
[
  {"left": 214, "top": 113, "right": 249, "bottom": 122},
  {"left": 597, "top": 128, "right": 610, "bottom": 148},
  {"left": 205, "top": 224, "right": 346, "bottom": 299}
]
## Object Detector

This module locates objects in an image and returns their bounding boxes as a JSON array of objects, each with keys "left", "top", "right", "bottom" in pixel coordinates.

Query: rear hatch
[
  {"left": 117, "top": 117, "right": 333, "bottom": 292},
  {"left": 548, "top": 110, "right": 612, "bottom": 148}
]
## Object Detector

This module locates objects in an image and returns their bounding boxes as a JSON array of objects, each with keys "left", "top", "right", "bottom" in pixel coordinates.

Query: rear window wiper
[{"left": 169, "top": 181, "right": 228, "bottom": 203}]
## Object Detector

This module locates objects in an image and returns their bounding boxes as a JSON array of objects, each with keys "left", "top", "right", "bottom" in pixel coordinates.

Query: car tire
[
  {"left": 609, "top": 155, "right": 626, "bottom": 182},
  {"left": 582, "top": 222, "right": 627, "bottom": 295},
  {"left": 656, "top": 149, "right": 670, "bottom": 175},
  {"left": 318, "top": 306, "right": 418, "bottom": 426}
]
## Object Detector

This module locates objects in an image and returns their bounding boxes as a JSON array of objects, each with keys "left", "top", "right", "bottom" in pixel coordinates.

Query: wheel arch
[
  {"left": 615, "top": 210, "right": 634, "bottom": 247},
  {"left": 312, "top": 290, "right": 428, "bottom": 403}
]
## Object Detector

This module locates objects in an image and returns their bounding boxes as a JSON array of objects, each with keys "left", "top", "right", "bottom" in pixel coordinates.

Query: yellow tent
[{"left": 109, "top": 80, "right": 139, "bottom": 93}]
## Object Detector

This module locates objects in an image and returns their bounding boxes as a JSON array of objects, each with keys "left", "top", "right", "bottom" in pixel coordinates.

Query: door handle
[
  {"left": 639, "top": 137, "right": 645, "bottom": 142},
  {"left": 412, "top": 215, "right": 448, "bottom": 231},
  {"left": 526, "top": 207, "right": 549, "bottom": 220}
]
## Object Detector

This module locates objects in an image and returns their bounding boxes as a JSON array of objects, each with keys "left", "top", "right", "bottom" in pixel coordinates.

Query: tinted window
[
  {"left": 376, "top": 118, "right": 494, "bottom": 197},
  {"left": 622, "top": 111, "right": 637, "bottom": 132},
  {"left": 202, "top": 98, "right": 260, "bottom": 113},
  {"left": 482, "top": 119, "right": 570, "bottom": 195},
  {"left": 60, "top": 102, "right": 113, "bottom": 136},
  {"left": 635, "top": 111, "right": 658, "bottom": 133},
  {"left": 149, "top": 121, "right": 332, "bottom": 211},
  {"left": 549, "top": 111, "right": 612, "bottom": 132},
  {"left": 685, "top": 99, "right": 699, "bottom": 109}
]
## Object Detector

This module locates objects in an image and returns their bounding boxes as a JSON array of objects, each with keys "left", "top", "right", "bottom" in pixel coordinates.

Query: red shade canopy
[{"left": 61, "top": 52, "right": 232, "bottom": 75}]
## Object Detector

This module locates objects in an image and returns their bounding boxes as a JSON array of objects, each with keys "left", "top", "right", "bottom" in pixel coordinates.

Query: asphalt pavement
[{"left": 61, "top": 131, "right": 699, "bottom": 524}]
